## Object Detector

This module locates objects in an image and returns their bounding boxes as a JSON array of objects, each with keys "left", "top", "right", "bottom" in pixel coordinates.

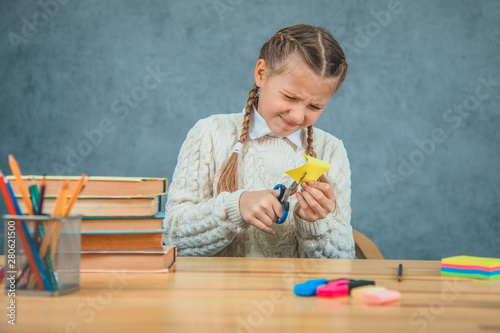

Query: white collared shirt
[{"left": 243, "top": 107, "right": 302, "bottom": 148}]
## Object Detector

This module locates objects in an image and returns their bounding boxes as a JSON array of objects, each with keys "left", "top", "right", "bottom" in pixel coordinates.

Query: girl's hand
[
  {"left": 295, "top": 180, "right": 335, "bottom": 222},
  {"left": 239, "top": 189, "right": 283, "bottom": 235}
]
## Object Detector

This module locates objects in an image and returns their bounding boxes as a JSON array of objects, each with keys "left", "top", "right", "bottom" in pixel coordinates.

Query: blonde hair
[{"left": 216, "top": 24, "right": 348, "bottom": 194}]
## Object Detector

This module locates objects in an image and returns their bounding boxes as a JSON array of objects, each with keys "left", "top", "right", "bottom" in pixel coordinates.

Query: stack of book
[{"left": 10, "top": 175, "right": 176, "bottom": 273}]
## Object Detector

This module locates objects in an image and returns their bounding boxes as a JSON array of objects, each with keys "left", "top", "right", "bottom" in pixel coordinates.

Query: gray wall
[{"left": 1, "top": 0, "right": 499, "bottom": 260}]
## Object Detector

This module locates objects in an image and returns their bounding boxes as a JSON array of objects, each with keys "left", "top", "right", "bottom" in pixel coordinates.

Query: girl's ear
[{"left": 254, "top": 59, "right": 267, "bottom": 88}]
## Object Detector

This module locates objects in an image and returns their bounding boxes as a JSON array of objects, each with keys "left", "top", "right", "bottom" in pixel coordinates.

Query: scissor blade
[
  {"left": 283, "top": 172, "right": 307, "bottom": 202},
  {"left": 291, "top": 172, "right": 307, "bottom": 190},
  {"left": 297, "top": 172, "right": 307, "bottom": 186}
]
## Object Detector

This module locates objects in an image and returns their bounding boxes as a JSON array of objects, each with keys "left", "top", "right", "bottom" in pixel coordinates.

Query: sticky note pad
[
  {"left": 440, "top": 268, "right": 500, "bottom": 280},
  {"left": 441, "top": 256, "right": 500, "bottom": 280},
  {"left": 351, "top": 286, "right": 387, "bottom": 299},
  {"left": 441, "top": 263, "right": 500, "bottom": 272},
  {"left": 441, "top": 256, "right": 500, "bottom": 268},
  {"left": 363, "top": 290, "right": 401, "bottom": 305},
  {"left": 285, "top": 155, "right": 331, "bottom": 183}
]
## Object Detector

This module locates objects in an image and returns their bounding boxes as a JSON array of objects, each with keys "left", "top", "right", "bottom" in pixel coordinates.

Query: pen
[
  {"left": 398, "top": 263, "right": 403, "bottom": 282},
  {"left": 37, "top": 176, "right": 46, "bottom": 215}
]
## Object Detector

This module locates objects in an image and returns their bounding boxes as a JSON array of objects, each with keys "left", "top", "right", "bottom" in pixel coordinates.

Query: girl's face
[{"left": 254, "top": 56, "right": 338, "bottom": 138}]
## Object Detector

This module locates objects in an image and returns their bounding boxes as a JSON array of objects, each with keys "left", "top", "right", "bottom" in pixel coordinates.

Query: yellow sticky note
[
  {"left": 442, "top": 256, "right": 500, "bottom": 268},
  {"left": 285, "top": 155, "right": 331, "bottom": 183}
]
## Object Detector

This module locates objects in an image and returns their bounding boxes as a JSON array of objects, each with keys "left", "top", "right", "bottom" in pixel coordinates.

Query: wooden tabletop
[{"left": 1, "top": 257, "right": 500, "bottom": 332}]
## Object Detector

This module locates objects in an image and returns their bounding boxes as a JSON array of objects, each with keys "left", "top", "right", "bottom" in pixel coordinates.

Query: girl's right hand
[{"left": 239, "top": 190, "right": 283, "bottom": 235}]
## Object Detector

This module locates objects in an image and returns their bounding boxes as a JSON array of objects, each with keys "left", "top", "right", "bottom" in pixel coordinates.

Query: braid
[
  {"left": 306, "top": 126, "right": 316, "bottom": 158},
  {"left": 306, "top": 125, "right": 336, "bottom": 212},
  {"left": 277, "top": 31, "right": 297, "bottom": 42},
  {"left": 306, "top": 125, "right": 329, "bottom": 184},
  {"left": 240, "top": 84, "right": 259, "bottom": 143},
  {"left": 275, "top": 30, "right": 308, "bottom": 58},
  {"left": 216, "top": 84, "right": 259, "bottom": 194}
]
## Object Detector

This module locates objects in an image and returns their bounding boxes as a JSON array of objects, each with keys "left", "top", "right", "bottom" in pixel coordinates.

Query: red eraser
[{"left": 363, "top": 289, "right": 401, "bottom": 305}]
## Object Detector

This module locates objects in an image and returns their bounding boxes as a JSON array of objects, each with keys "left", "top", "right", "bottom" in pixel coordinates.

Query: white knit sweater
[{"left": 163, "top": 112, "right": 355, "bottom": 258}]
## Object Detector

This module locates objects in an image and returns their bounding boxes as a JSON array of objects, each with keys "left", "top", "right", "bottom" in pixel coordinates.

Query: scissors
[{"left": 273, "top": 172, "right": 307, "bottom": 224}]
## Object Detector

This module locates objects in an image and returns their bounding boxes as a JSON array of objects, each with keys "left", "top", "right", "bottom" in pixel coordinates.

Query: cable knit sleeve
[
  {"left": 163, "top": 117, "right": 249, "bottom": 256},
  {"left": 292, "top": 137, "right": 355, "bottom": 259}
]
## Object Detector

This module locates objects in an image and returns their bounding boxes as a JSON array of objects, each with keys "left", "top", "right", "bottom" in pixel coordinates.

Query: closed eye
[{"left": 310, "top": 105, "right": 321, "bottom": 110}]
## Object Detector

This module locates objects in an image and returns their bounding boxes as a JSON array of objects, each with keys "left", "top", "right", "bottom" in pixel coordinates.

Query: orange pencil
[
  {"left": 8, "top": 154, "right": 34, "bottom": 215},
  {"left": 51, "top": 180, "right": 70, "bottom": 217},
  {"left": 38, "top": 225, "right": 56, "bottom": 258},
  {"left": 38, "top": 180, "right": 69, "bottom": 259},
  {"left": 59, "top": 183, "right": 70, "bottom": 217},
  {"left": 50, "top": 179, "right": 70, "bottom": 262},
  {"left": 63, "top": 172, "right": 88, "bottom": 216},
  {"left": 38, "top": 179, "right": 67, "bottom": 259}
]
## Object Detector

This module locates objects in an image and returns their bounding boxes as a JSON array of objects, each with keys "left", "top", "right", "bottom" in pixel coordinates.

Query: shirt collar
[{"left": 243, "top": 107, "right": 303, "bottom": 148}]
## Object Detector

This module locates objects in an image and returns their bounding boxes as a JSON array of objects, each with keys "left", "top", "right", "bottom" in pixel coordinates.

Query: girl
[{"left": 163, "top": 24, "right": 355, "bottom": 259}]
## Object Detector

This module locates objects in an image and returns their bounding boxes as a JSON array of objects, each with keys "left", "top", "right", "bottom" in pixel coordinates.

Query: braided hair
[{"left": 216, "top": 24, "right": 348, "bottom": 194}]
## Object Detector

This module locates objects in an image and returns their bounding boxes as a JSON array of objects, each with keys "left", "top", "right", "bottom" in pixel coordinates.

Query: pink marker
[
  {"left": 317, "top": 279, "right": 375, "bottom": 298},
  {"left": 316, "top": 279, "right": 351, "bottom": 298}
]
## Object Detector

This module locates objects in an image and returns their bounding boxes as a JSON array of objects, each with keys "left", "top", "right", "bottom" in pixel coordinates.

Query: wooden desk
[{"left": 1, "top": 257, "right": 499, "bottom": 332}]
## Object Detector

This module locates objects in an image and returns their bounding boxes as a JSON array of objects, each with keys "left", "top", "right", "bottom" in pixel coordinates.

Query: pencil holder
[{"left": 3, "top": 214, "right": 81, "bottom": 296}]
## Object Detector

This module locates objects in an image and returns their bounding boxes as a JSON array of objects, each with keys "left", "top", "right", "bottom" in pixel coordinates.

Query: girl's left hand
[{"left": 294, "top": 180, "right": 335, "bottom": 222}]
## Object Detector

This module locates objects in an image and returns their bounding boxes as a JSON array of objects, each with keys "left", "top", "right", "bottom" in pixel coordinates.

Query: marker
[
  {"left": 398, "top": 264, "right": 403, "bottom": 282},
  {"left": 317, "top": 279, "right": 375, "bottom": 298},
  {"left": 294, "top": 279, "right": 329, "bottom": 296}
]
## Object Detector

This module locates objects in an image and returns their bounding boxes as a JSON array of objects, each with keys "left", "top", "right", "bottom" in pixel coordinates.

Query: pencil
[
  {"left": 0, "top": 171, "right": 16, "bottom": 213},
  {"left": 398, "top": 264, "right": 403, "bottom": 282},
  {"left": 59, "top": 182, "right": 70, "bottom": 217},
  {"left": 51, "top": 179, "right": 70, "bottom": 217},
  {"left": 38, "top": 225, "right": 56, "bottom": 259},
  {"left": 37, "top": 176, "right": 47, "bottom": 215},
  {"left": 3, "top": 173, "right": 53, "bottom": 291},
  {"left": 8, "top": 154, "right": 35, "bottom": 215},
  {"left": 63, "top": 172, "right": 87, "bottom": 216},
  {"left": 49, "top": 179, "right": 70, "bottom": 264},
  {"left": 0, "top": 171, "right": 49, "bottom": 291}
]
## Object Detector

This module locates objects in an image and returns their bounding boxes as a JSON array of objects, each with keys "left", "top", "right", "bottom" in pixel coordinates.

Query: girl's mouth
[{"left": 279, "top": 115, "right": 300, "bottom": 128}]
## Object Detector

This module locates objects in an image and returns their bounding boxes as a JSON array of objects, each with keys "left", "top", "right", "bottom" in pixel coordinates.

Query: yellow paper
[{"left": 285, "top": 155, "right": 331, "bottom": 183}]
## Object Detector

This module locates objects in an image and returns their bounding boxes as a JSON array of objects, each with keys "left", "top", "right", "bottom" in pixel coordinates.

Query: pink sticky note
[{"left": 363, "top": 289, "right": 401, "bottom": 305}]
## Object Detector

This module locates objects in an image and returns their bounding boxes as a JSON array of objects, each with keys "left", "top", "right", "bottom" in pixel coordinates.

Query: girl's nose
[{"left": 288, "top": 106, "right": 306, "bottom": 124}]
